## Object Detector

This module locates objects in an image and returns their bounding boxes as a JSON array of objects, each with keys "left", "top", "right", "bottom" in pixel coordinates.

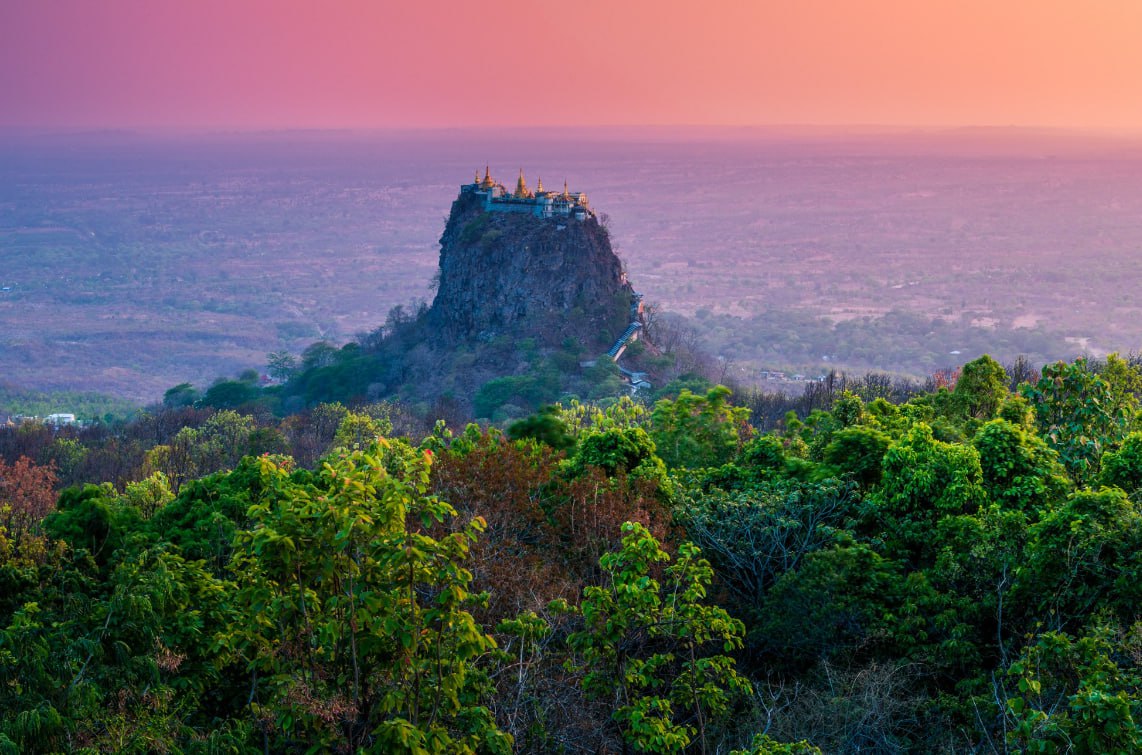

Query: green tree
[
  {"left": 650, "top": 386, "right": 750, "bottom": 470},
  {"left": 1003, "top": 627, "right": 1141, "bottom": 754},
  {"left": 333, "top": 408, "right": 393, "bottom": 450},
  {"left": 1016, "top": 487, "right": 1141, "bottom": 630},
  {"left": 507, "top": 405, "right": 575, "bottom": 451},
  {"left": 1100, "top": 431, "right": 1142, "bottom": 500},
  {"left": 930, "top": 503, "right": 1030, "bottom": 668},
  {"left": 121, "top": 471, "right": 174, "bottom": 520},
  {"left": 147, "top": 456, "right": 271, "bottom": 569},
  {"left": 143, "top": 410, "right": 258, "bottom": 493},
  {"left": 952, "top": 355, "right": 1009, "bottom": 420},
  {"left": 680, "top": 478, "right": 856, "bottom": 609},
  {"left": 722, "top": 434, "right": 814, "bottom": 484},
  {"left": 572, "top": 427, "right": 658, "bottom": 477},
  {"left": 1099, "top": 353, "right": 1142, "bottom": 427},
  {"left": 821, "top": 426, "right": 891, "bottom": 489},
  {"left": 1021, "top": 358, "right": 1131, "bottom": 485},
  {"left": 44, "top": 439, "right": 87, "bottom": 487},
  {"left": 221, "top": 442, "right": 510, "bottom": 753},
  {"left": 162, "top": 383, "right": 199, "bottom": 408},
  {"left": 300, "top": 341, "right": 339, "bottom": 370},
  {"left": 200, "top": 379, "right": 259, "bottom": 410},
  {"left": 754, "top": 543, "right": 911, "bottom": 669},
  {"left": 566, "top": 521, "right": 751, "bottom": 753},
  {"left": 556, "top": 396, "right": 648, "bottom": 438},
  {"left": 266, "top": 350, "right": 298, "bottom": 382},
  {"left": 731, "top": 734, "right": 822, "bottom": 754},
  {"left": 971, "top": 419, "right": 1070, "bottom": 513},
  {"left": 42, "top": 484, "right": 136, "bottom": 570},
  {"left": 870, "top": 423, "right": 986, "bottom": 564},
  {"left": 0, "top": 529, "right": 238, "bottom": 752}
]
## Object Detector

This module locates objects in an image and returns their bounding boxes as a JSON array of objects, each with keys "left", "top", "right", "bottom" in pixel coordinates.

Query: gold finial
[
  {"left": 475, "top": 168, "right": 480, "bottom": 183},
  {"left": 515, "top": 168, "right": 532, "bottom": 198},
  {"left": 480, "top": 165, "right": 495, "bottom": 189},
  {"left": 536, "top": 176, "right": 545, "bottom": 194}
]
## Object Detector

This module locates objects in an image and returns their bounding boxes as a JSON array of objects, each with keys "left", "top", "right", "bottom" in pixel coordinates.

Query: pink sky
[{"left": 3, "top": 0, "right": 1142, "bottom": 131}]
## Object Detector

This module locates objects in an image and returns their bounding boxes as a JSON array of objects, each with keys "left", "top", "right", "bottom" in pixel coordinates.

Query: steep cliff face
[
  {"left": 429, "top": 191, "right": 632, "bottom": 352},
  {"left": 276, "top": 185, "right": 651, "bottom": 417}
]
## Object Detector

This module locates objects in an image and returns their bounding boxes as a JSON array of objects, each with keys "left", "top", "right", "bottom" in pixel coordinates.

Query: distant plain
[{"left": 3, "top": 127, "right": 1142, "bottom": 402}]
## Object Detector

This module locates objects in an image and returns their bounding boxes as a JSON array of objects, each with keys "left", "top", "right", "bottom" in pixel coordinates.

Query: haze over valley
[{"left": 3, "top": 127, "right": 1141, "bottom": 402}]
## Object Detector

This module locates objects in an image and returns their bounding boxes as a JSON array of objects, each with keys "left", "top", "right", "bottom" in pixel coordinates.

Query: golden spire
[
  {"left": 480, "top": 165, "right": 495, "bottom": 189},
  {"left": 536, "top": 176, "right": 545, "bottom": 194},
  {"left": 475, "top": 168, "right": 480, "bottom": 183},
  {"left": 562, "top": 179, "right": 570, "bottom": 199},
  {"left": 514, "top": 168, "right": 532, "bottom": 198}
]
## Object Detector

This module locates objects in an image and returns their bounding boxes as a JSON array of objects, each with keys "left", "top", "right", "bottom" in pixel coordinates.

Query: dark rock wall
[{"left": 429, "top": 192, "right": 633, "bottom": 352}]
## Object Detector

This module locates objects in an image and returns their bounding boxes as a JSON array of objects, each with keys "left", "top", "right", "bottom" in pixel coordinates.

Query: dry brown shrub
[{"left": 0, "top": 455, "right": 58, "bottom": 537}]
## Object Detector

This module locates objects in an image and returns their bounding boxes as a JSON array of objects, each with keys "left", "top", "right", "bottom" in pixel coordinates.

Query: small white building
[{"left": 45, "top": 413, "right": 78, "bottom": 426}]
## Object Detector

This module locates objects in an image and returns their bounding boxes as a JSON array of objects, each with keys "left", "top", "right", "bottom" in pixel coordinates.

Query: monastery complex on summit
[{"left": 460, "top": 167, "right": 594, "bottom": 220}]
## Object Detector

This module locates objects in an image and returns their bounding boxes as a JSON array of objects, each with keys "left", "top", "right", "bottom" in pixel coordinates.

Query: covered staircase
[{"left": 607, "top": 321, "right": 642, "bottom": 360}]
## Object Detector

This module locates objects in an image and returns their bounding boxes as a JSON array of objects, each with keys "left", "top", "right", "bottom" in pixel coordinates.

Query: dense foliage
[{"left": 1, "top": 357, "right": 1139, "bottom": 752}]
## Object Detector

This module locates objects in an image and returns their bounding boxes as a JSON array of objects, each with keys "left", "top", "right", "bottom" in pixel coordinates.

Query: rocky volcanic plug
[{"left": 428, "top": 175, "right": 633, "bottom": 353}]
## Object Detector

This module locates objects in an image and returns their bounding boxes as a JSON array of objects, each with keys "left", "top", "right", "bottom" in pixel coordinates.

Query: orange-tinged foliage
[
  {"left": 0, "top": 455, "right": 58, "bottom": 537},
  {"left": 431, "top": 436, "right": 672, "bottom": 624}
]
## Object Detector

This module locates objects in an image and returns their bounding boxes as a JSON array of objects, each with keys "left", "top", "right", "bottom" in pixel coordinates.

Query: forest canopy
[{"left": 0, "top": 354, "right": 1139, "bottom": 753}]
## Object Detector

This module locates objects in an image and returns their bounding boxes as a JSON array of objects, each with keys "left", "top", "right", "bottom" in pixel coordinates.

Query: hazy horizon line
[
  {"left": 5, "top": 124, "right": 1142, "bottom": 158},
  {"left": 4, "top": 122, "right": 1142, "bottom": 139}
]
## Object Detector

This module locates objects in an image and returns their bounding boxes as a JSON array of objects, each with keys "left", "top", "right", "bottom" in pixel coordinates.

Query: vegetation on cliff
[{"left": 154, "top": 187, "right": 680, "bottom": 422}]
